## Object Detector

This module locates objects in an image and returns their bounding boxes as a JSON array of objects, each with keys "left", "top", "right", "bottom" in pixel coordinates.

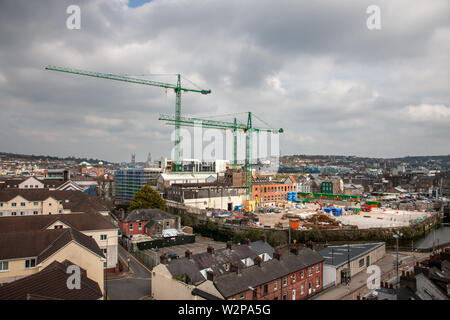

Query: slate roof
[
  {"left": 0, "top": 213, "right": 116, "bottom": 234},
  {"left": 0, "top": 189, "right": 109, "bottom": 214},
  {"left": 318, "top": 243, "right": 385, "bottom": 268},
  {"left": 122, "top": 209, "right": 176, "bottom": 222},
  {"left": 166, "top": 241, "right": 281, "bottom": 287},
  {"left": 0, "top": 260, "right": 103, "bottom": 300},
  {"left": 0, "top": 228, "right": 105, "bottom": 262},
  {"left": 214, "top": 248, "right": 324, "bottom": 298},
  {"left": 250, "top": 240, "right": 275, "bottom": 258}
]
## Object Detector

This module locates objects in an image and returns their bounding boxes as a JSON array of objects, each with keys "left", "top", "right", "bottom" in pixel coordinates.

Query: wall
[{"left": 334, "top": 243, "right": 385, "bottom": 285}]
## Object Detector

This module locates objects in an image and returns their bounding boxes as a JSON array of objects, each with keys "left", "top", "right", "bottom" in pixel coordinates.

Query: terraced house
[
  {"left": 152, "top": 238, "right": 324, "bottom": 300},
  {"left": 0, "top": 189, "right": 110, "bottom": 217}
]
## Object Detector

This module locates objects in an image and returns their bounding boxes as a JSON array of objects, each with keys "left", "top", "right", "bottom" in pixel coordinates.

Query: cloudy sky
[{"left": 0, "top": 0, "right": 449, "bottom": 163}]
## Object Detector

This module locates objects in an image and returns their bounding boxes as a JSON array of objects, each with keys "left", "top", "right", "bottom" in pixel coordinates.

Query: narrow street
[{"left": 105, "top": 245, "right": 152, "bottom": 300}]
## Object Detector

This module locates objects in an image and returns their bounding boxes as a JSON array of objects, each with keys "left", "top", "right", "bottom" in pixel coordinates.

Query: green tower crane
[
  {"left": 158, "top": 112, "right": 283, "bottom": 197},
  {"left": 44, "top": 65, "right": 211, "bottom": 172}
]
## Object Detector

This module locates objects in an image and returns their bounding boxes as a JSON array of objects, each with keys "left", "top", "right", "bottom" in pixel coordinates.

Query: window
[
  {"left": 263, "top": 284, "right": 268, "bottom": 296},
  {"left": 282, "top": 292, "right": 287, "bottom": 300},
  {"left": 35, "top": 185, "right": 38, "bottom": 188},
  {"left": 301, "top": 284, "right": 305, "bottom": 295},
  {"left": 33, "top": 211, "right": 38, "bottom": 215},
  {"left": 0, "top": 203, "right": 2, "bottom": 207},
  {"left": 301, "top": 270, "right": 304, "bottom": 279},
  {"left": 48, "top": 203, "right": 52, "bottom": 206},
  {"left": 34, "top": 202, "right": 38, "bottom": 206},
  {"left": 11, "top": 203, "right": 16, "bottom": 207},
  {"left": 104, "top": 262, "right": 107, "bottom": 268},
  {"left": 283, "top": 277, "right": 287, "bottom": 287},
  {"left": 0, "top": 261, "right": 8, "bottom": 271},
  {"left": 316, "top": 264, "right": 320, "bottom": 273},
  {"left": 100, "top": 235, "right": 107, "bottom": 240},
  {"left": 366, "top": 256, "right": 370, "bottom": 267},
  {"left": 25, "top": 259, "right": 36, "bottom": 269},
  {"left": 54, "top": 225, "right": 63, "bottom": 229},
  {"left": 0, "top": 212, "right": 2, "bottom": 217},
  {"left": 359, "top": 258, "right": 365, "bottom": 268},
  {"left": 166, "top": 221, "right": 170, "bottom": 227},
  {"left": 20, "top": 202, "right": 25, "bottom": 207},
  {"left": 11, "top": 212, "right": 17, "bottom": 216},
  {"left": 129, "top": 224, "right": 133, "bottom": 231},
  {"left": 292, "top": 273, "right": 296, "bottom": 283},
  {"left": 102, "top": 249, "right": 107, "bottom": 255},
  {"left": 240, "top": 293, "right": 245, "bottom": 300},
  {"left": 308, "top": 267, "right": 312, "bottom": 276},
  {"left": 316, "top": 277, "right": 320, "bottom": 288},
  {"left": 20, "top": 212, "right": 24, "bottom": 216},
  {"left": 274, "top": 280, "right": 278, "bottom": 291}
]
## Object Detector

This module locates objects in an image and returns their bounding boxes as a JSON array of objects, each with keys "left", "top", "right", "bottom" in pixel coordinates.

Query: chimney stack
[
  {"left": 185, "top": 249, "right": 193, "bottom": 259},
  {"left": 160, "top": 253, "right": 168, "bottom": 265},
  {"left": 273, "top": 249, "right": 281, "bottom": 260},
  {"left": 231, "top": 263, "right": 241, "bottom": 275},
  {"left": 242, "top": 238, "right": 251, "bottom": 246},
  {"left": 207, "top": 245, "right": 215, "bottom": 255},
  {"left": 260, "top": 234, "right": 267, "bottom": 243},
  {"left": 206, "top": 270, "right": 215, "bottom": 281},
  {"left": 290, "top": 246, "right": 299, "bottom": 255},
  {"left": 254, "top": 256, "right": 263, "bottom": 267},
  {"left": 226, "top": 241, "right": 232, "bottom": 250}
]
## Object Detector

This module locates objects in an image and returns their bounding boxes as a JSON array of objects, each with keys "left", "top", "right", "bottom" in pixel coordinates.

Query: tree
[{"left": 128, "top": 184, "right": 165, "bottom": 212}]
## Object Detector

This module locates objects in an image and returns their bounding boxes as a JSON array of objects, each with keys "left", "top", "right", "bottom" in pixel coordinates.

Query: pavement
[
  {"left": 105, "top": 245, "right": 152, "bottom": 300},
  {"left": 312, "top": 250, "right": 429, "bottom": 300}
]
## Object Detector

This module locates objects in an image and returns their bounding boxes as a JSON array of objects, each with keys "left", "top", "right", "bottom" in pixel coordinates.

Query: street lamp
[{"left": 393, "top": 231, "right": 403, "bottom": 291}]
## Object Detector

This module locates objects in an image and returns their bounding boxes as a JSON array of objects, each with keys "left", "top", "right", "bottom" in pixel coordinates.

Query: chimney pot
[
  {"left": 226, "top": 241, "right": 232, "bottom": 250},
  {"left": 290, "top": 246, "right": 299, "bottom": 255},
  {"left": 160, "top": 253, "right": 168, "bottom": 265},
  {"left": 273, "top": 250, "right": 281, "bottom": 260},
  {"left": 207, "top": 245, "right": 215, "bottom": 255},
  {"left": 254, "top": 256, "right": 263, "bottom": 267},
  {"left": 242, "top": 238, "right": 251, "bottom": 246},
  {"left": 185, "top": 249, "right": 192, "bottom": 259},
  {"left": 206, "top": 270, "right": 215, "bottom": 281},
  {"left": 260, "top": 234, "right": 267, "bottom": 243}
]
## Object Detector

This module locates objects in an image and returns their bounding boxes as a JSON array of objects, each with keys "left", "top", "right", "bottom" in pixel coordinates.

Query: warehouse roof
[{"left": 319, "top": 243, "right": 385, "bottom": 268}]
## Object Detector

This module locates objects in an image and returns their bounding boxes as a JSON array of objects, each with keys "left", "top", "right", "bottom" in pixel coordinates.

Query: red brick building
[
  {"left": 222, "top": 248, "right": 323, "bottom": 300},
  {"left": 118, "top": 209, "right": 180, "bottom": 238},
  {"left": 252, "top": 176, "right": 297, "bottom": 205}
]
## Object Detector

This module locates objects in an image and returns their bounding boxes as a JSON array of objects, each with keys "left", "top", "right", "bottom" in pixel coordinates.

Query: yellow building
[
  {"left": 0, "top": 213, "right": 119, "bottom": 270},
  {"left": 0, "top": 189, "right": 110, "bottom": 217},
  {"left": 0, "top": 228, "right": 106, "bottom": 298}
]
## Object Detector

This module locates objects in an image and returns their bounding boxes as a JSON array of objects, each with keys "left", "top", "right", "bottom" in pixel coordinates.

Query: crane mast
[{"left": 45, "top": 65, "right": 211, "bottom": 171}]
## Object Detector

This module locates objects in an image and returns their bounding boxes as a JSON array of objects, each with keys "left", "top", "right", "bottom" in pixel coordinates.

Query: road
[{"left": 105, "top": 245, "right": 152, "bottom": 300}]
